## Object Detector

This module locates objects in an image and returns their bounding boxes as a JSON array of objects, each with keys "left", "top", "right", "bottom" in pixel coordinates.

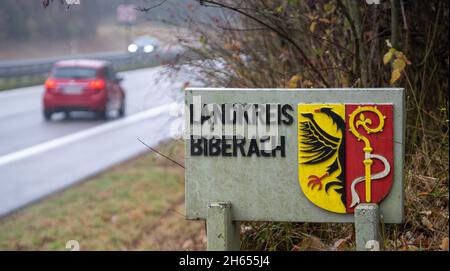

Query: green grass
[
  {"left": 0, "top": 76, "right": 46, "bottom": 91},
  {"left": 0, "top": 142, "right": 194, "bottom": 251}
]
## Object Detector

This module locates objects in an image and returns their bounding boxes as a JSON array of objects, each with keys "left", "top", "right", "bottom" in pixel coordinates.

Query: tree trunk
[
  {"left": 390, "top": 0, "right": 401, "bottom": 49},
  {"left": 346, "top": 0, "right": 368, "bottom": 86}
]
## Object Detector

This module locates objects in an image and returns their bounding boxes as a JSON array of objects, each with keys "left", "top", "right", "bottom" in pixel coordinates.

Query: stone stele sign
[{"left": 185, "top": 88, "right": 405, "bottom": 223}]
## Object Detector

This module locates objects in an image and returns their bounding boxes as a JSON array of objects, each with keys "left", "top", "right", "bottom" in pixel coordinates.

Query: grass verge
[{"left": 0, "top": 141, "right": 205, "bottom": 251}]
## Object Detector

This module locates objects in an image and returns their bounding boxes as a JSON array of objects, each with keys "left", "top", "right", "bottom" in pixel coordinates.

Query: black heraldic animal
[{"left": 300, "top": 107, "right": 346, "bottom": 206}]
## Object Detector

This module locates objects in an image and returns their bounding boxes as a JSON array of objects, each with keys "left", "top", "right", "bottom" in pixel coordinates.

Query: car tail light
[
  {"left": 45, "top": 79, "right": 57, "bottom": 90},
  {"left": 88, "top": 79, "right": 105, "bottom": 91}
]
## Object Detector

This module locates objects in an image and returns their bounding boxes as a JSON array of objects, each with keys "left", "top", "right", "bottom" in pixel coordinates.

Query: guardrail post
[
  {"left": 355, "top": 203, "right": 381, "bottom": 251},
  {"left": 207, "top": 202, "right": 240, "bottom": 251}
]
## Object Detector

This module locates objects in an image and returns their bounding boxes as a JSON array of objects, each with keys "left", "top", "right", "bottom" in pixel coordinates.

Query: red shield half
[{"left": 345, "top": 104, "right": 394, "bottom": 213}]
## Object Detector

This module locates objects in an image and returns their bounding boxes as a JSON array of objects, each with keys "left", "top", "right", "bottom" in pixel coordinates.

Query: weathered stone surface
[{"left": 355, "top": 204, "right": 381, "bottom": 251}]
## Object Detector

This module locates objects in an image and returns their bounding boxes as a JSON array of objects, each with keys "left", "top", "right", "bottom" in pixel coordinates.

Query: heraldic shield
[{"left": 297, "top": 104, "right": 394, "bottom": 214}]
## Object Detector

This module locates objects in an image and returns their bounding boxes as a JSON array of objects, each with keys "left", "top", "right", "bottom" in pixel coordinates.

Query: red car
[{"left": 43, "top": 59, "right": 125, "bottom": 120}]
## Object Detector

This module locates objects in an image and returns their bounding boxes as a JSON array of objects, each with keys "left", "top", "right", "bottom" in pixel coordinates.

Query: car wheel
[
  {"left": 64, "top": 111, "right": 71, "bottom": 120},
  {"left": 98, "top": 110, "right": 108, "bottom": 120},
  {"left": 43, "top": 110, "right": 52, "bottom": 121},
  {"left": 118, "top": 98, "right": 126, "bottom": 118}
]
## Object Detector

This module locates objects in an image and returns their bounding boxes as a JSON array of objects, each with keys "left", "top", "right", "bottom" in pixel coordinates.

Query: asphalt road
[{"left": 0, "top": 65, "right": 194, "bottom": 217}]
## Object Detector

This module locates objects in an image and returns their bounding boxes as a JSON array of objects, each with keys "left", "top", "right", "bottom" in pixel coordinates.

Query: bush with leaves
[{"left": 177, "top": 0, "right": 448, "bottom": 251}]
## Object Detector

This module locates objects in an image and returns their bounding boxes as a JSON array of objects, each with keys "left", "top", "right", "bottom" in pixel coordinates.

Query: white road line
[
  {"left": 0, "top": 85, "right": 43, "bottom": 99},
  {"left": 0, "top": 102, "right": 176, "bottom": 167}
]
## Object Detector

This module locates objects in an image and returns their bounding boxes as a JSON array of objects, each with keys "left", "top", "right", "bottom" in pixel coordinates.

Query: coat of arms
[{"left": 298, "top": 104, "right": 394, "bottom": 213}]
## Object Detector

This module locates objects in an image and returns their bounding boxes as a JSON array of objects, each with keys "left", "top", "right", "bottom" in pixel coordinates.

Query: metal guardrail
[{"left": 0, "top": 46, "right": 186, "bottom": 79}]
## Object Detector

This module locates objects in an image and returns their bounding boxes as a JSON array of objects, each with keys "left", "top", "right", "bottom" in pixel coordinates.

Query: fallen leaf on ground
[
  {"left": 296, "top": 236, "right": 327, "bottom": 251},
  {"left": 331, "top": 239, "right": 348, "bottom": 251},
  {"left": 407, "top": 245, "right": 419, "bottom": 251},
  {"left": 331, "top": 234, "right": 352, "bottom": 251},
  {"left": 421, "top": 216, "right": 434, "bottom": 231},
  {"left": 291, "top": 245, "right": 301, "bottom": 251},
  {"left": 420, "top": 210, "right": 432, "bottom": 216}
]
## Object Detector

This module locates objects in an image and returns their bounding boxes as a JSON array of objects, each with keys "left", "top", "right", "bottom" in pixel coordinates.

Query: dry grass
[
  {"left": 0, "top": 141, "right": 206, "bottom": 251},
  {"left": 239, "top": 141, "right": 448, "bottom": 251}
]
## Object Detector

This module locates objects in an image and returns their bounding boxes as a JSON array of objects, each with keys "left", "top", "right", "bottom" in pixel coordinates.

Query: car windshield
[
  {"left": 53, "top": 67, "right": 97, "bottom": 79},
  {"left": 134, "top": 36, "right": 160, "bottom": 46}
]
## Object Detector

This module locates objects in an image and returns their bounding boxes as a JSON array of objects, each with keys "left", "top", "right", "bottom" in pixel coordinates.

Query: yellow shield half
[{"left": 298, "top": 104, "right": 346, "bottom": 213}]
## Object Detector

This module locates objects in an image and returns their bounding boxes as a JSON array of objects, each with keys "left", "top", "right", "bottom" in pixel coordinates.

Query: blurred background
[{"left": 0, "top": 0, "right": 202, "bottom": 60}]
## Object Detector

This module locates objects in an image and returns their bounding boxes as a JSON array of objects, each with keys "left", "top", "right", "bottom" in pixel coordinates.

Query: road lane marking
[
  {"left": 0, "top": 102, "right": 176, "bottom": 167},
  {"left": 0, "top": 86, "right": 43, "bottom": 99}
]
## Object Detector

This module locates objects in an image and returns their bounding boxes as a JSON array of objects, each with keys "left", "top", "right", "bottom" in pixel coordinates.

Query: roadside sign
[
  {"left": 185, "top": 88, "right": 405, "bottom": 224},
  {"left": 117, "top": 4, "right": 137, "bottom": 25}
]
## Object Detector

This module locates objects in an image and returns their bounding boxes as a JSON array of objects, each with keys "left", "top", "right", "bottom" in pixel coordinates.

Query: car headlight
[
  {"left": 143, "top": 45, "right": 154, "bottom": 53},
  {"left": 128, "top": 44, "right": 138, "bottom": 53}
]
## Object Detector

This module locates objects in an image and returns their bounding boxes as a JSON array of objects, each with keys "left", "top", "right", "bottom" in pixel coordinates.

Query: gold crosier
[{"left": 348, "top": 106, "right": 386, "bottom": 202}]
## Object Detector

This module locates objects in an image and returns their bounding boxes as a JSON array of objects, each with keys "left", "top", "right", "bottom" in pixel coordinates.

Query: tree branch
[
  {"left": 337, "top": 0, "right": 367, "bottom": 86},
  {"left": 197, "top": 0, "right": 331, "bottom": 87},
  {"left": 135, "top": 0, "right": 168, "bottom": 13}
]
